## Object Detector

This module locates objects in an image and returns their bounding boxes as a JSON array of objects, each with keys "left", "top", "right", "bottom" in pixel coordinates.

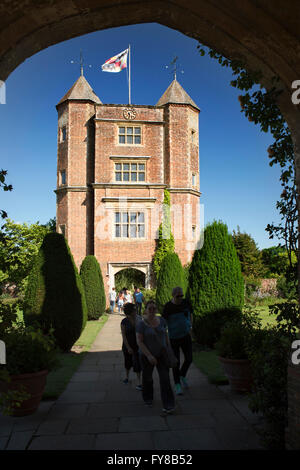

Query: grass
[
  {"left": 43, "top": 315, "right": 108, "bottom": 400},
  {"left": 192, "top": 344, "right": 228, "bottom": 385}
]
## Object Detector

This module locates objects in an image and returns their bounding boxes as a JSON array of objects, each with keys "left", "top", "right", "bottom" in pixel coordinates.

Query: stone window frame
[
  {"left": 60, "top": 169, "right": 66, "bottom": 186},
  {"left": 114, "top": 161, "right": 146, "bottom": 183},
  {"left": 114, "top": 211, "right": 146, "bottom": 240},
  {"left": 117, "top": 125, "right": 142, "bottom": 145},
  {"left": 60, "top": 126, "right": 67, "bottom": 142}
]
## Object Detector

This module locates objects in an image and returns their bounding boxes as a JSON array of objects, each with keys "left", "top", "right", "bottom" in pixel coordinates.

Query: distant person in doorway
[
  {"left": 117, "top": 291, "right": 125, "bottom": 315},
  {"left": 133, "top": 287, "right": 144, "bottom": 316},
  {"left": 162, "top": 287, "right": 193, "bottom": 396},
  {"left": 121, "top": 303, "right": 142, "bottom": 390},
  {"left": 109, "top": 287, "right": 116, "bottom": 314}
]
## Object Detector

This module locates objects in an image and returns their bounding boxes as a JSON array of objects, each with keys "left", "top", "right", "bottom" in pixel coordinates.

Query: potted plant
[
  {"left": 216, "top": 321, "right": 252, "bottom": 392},
  {"left": 0, "top": 300, "right": 59, "bottom": 416}
]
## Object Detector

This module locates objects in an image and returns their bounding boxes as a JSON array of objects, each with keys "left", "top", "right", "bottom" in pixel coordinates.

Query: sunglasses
[{"left": 175, "top": 294, "right": 184, "bottom": 298}]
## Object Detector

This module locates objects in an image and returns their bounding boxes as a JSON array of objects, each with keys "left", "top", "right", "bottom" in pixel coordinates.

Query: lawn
[{"left": 43, "top": 315, "right": 108, "bottom": 399}]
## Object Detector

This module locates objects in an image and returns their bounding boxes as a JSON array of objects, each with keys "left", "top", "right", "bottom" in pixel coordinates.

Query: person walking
[
  {"left": 136, "top": 300, "right": 175, "bottom": 413},
  {"left": 117, "top": 291, "right": 125, "bottom": 315},
  {"left": 133, "top": 287, "right": 144, "bottom": 316},
  {"left": 109, "top": 287, "right": 116, "bottom": 314},
  {"left": 162, "top": 286, "right": 193, "bottom": 396},
  {"left": 121, "top": 303, "right": 142, "bottom": 390},
  {"left": 124, "top": 288, "right": 132, "bottom": 305}
]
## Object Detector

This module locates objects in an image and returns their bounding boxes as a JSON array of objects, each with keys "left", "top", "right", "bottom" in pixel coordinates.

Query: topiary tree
[
  {"left": 23, "top": 232, "right": 87, "bottom": 352},
  {"left": 80, "top": 255, "right": 106, "bottom": 320},
  {"left": 156, "top": 252, "right": 185, "bottom": 313},
  {"left": 153, "top": 189, "right": 175, "bottom": 281},
  {"left": 187, "top": 221, "right": 244, "bottom": 346}
]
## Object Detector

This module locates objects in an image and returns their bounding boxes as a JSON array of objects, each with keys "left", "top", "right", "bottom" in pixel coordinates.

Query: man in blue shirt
[
  {"left": 133, "top": 287, "right": 144, "bottom": 316},
  {"left": 162, "top": 286, "right": 193, "bottom": 396}
]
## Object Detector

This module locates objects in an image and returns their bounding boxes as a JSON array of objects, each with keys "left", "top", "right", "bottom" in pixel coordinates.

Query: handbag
[{"left": 143, "top": 318, "right": 178, "bottom": 369}]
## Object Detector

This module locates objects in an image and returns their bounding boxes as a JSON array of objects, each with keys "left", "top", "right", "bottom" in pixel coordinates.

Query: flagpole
[{"left": 128, "top": 44, "right": 131, "bottom": 105}]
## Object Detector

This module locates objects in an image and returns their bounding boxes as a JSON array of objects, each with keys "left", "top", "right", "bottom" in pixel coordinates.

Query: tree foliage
[
  {"left": 0, "top": 218, "right": 53, "bottom": 290},
  {"left": 153, "top": 189, "right": 175, "bottom": 280},
  {"left": 80, "top": 255, "right": 106, "bottom": 320},
  {"left": 155, "top": 252, "right": 185, "bottom": 313},
  {"left": 232, "top": 227, "right": 265, "bottom": 278},
  {"left": 0, "top": 169, "right": 13, "bottom": 219},
  {"left": 114, "top": 268, "right": 145, "bottom": 293},
  {"left": 187, "top": 221, "right": 244, "bottom": 345},
  {"left": 23, "top": 232, "right": 87, "bottom": 352},
  {"left": 197, "top": 45, "right": 298, "bottom": 273}
]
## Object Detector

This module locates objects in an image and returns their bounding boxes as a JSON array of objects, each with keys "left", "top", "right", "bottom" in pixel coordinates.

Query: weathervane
[
  {"left": 70, "top": 49, "right": 92, "bottom": 76},
  {"left": 165, "top": 55, "right": 184, "bottom": 80}
]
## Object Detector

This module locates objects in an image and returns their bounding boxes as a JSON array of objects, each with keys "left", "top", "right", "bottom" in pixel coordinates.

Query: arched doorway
[
  {"left": 108, "top": 262, "right": 152, "bottom": 291},
  {"left": 114, "top": 268, "right": 146, "bottom": 294}
]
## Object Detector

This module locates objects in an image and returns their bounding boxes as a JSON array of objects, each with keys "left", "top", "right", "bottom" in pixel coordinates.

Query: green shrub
[
  {"left": 276, "top": 275, "right": 297, "bottom": 300},
  {"left": 80, "top": 255, "right": 105, "bottom": 320},
  {"left": 23, "top": 233, "right": 87, "bottom": 352},
  {"left": 216, "top": 321, "right": 248, "bottom": 360},
  {"left": 193, "top": 307, "right": 242, "bottom": 348},
  {"left": 140, "top": 288, "right": 156, "bottom": 305},
  {"left": 187, "top": 221, "right": 244, "bottom": 346},
  {"left": 153, "top": 189, "right": 175, "bottom": 281},
  {"left": 156, "top": 253, "right": 185, "bottom": 313}
]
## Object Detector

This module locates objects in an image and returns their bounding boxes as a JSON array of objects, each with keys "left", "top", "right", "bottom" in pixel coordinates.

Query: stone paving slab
[
  {"left": 153, "top": 428, "right": 222, "bottom": 450},
  {"left": 6, "top": 431, "right": 34, "bottom": 450},
  {"left": 28, "top": 434, "right": 96, "bottom": 450},
  {"left": 0, "top": 313, "right": 265, "bottom": 450},
  {"left": 119, "top": 416, "right": 169, "bottom": 433},
  {"left": 66, "top": 416, "right": 119, "bottom": 434},
  {"left": 94, "top": 432, "right": 154, "bottom": 450}
]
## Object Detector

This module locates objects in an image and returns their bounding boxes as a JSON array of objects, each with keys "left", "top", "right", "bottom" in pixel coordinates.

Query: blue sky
[{"left": 0, "top": 23, "right": 281, "bottom": 249}]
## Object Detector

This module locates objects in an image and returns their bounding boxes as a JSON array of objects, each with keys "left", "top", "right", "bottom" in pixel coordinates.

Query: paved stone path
[{"left": 0, "top": 313, "right": 265, "bottom": 450}]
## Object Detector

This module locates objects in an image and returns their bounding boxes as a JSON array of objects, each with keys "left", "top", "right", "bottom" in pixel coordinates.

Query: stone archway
[
  {"left": 1, "top": 0, "right": 300, "bottom": 449},
  {"left": 108, "top": 262, "right": 152, "bottom": 290}
]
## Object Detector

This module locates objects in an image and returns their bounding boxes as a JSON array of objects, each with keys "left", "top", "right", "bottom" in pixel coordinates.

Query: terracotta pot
[
  {"left": 0, "top": 369, "right": 48, "bottom": 416},
  {"left": 218, "top": 356, "right": 253, "bottom": 393}
]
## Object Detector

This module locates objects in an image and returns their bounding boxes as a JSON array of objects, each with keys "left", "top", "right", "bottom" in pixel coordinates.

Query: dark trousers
[
  {"left": 170, "top": 334, "right": 193, "bottom": 385},
  {"left": 140, "top": 353, "right": 175, "bottom": 409},
  {"left": 136, "top": 302, "right": 142, "bottom": 315}
]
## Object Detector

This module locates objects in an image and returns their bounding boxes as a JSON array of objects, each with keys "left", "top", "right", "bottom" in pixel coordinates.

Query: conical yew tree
[
  {"left": 23, "top": 232, "right": 87, "bottom": 352},
  {"left": 156, "top": 252, "right": 185, "bottom": 313},
  {"left": 80, "top": 255, "right": 106, "bottom": 320},
  {"left": 187, "top": 221, "right": 244, "bottom": 345}
]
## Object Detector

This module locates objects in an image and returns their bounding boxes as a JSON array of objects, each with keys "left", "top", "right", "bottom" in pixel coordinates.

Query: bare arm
[{"left": 121, "top": 324, "right": 132, "bottom": 353}]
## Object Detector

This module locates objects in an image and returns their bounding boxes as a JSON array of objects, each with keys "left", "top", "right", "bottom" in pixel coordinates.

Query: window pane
[
  {"left": 119, "top": 135, "right": 125, "bottom": 144},
  {"left": 138, "top": 164, "right": 145, "bottom": 170},
  {"left": 134, "top": 127, "right": 141, "bottom": 135},
  {"left": 61, "top": 171, "right": 66, "bottom": 185},
  {"left": 138, "top": 172, "right": 145, "bottom": 181},
  {"left": 131, "top": 172, "right": 137, "bottom": 181},
  {"left": 127, "top": 135, "right": 133, "bottom": 144},
  {"left": 134, "top": 136, "right": 141, "bottom": 144},
  {"left": 119, "top": 127, "right": 125, "bottom": 134},
  {"left": 130, "top": 225, "right": 137, "bottom": 238},
  {"left": 115, "top": 172, "right": 122, "bottom": 181},
  {"left": 115, "top": 163, "right": 121, "bottom": 170},
  {"left": 126, "top": 127, "right": 133, "bottom": 134},
  {"left": 115, "top": 225, "right": 121, "bottom": 237},
  {"left": 122, "top": 225, "right": 128, "bottom": 237},
  {"left": 122, "top": 212, "right": 128, "bottom": 223},
  {"left": 123, "top": 164, "right": 129, "bottom": 171},
  {"left": 131, "top": 164, "right": 137, "bottom": 170},
  {"left": 115, "top": 212, "right": 120, "bottom": 223},
  {"left": 138, "top": 212, "right": 144, "bottom": 223},
  {"left": 130, "top": 212, "right": 137, "bottom": 223},
  {"left": 123, "top": 172, "right": 129, "bottom": 181},
  {"left": 138, "top": 225, "right": 145, "bottom": 237}
]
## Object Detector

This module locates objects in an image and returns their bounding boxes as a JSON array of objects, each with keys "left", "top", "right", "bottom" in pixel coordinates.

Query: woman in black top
[{"left": 121, "top": 303, "right": 142, "bottom": 390}]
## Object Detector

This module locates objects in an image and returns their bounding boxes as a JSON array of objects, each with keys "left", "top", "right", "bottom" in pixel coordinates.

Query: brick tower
[{"left": 55, "top": 75, "right": 201, "bottom": 299}]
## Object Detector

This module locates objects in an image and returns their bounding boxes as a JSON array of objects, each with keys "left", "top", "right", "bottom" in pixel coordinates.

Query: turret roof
[
  {"left": 57, "top": 75, "right": 101, "bottom": 106},
  {"left": 156, "top": 79, "right": 200, "bottom": 111}
]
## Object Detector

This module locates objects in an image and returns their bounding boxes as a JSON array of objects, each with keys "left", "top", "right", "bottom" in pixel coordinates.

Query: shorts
[{"left": 122, "top": 345, "right": 141, "bottom": 373}]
